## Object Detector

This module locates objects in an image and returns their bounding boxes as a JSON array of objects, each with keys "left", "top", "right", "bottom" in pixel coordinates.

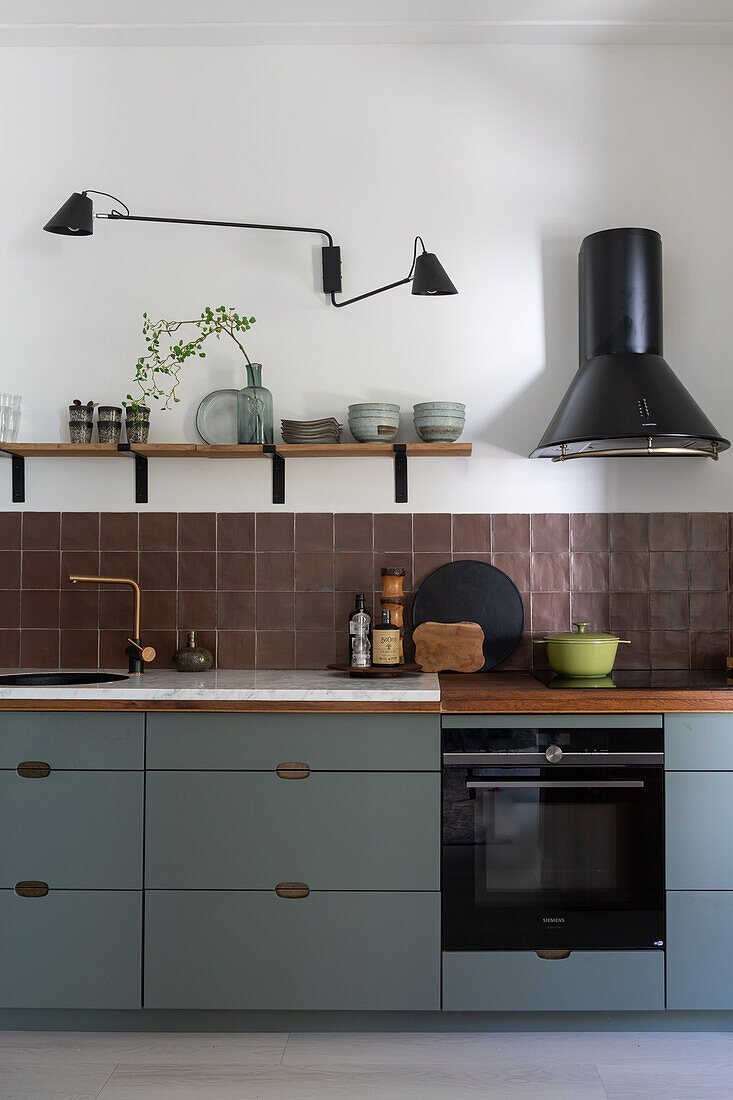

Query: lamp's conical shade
[
  {"left": 43, "top": 192, "right": 93, "bottom": 236},
  {"left": 411, "top": 251, "right": 457, "bottom": 295}
]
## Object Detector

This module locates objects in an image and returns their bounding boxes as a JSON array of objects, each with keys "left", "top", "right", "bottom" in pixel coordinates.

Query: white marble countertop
[{"left": 0, "top": 668, "right": 441, "bottom": 703}]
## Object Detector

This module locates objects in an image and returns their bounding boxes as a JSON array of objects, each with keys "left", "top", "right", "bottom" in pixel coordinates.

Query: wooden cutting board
[{"left": 413, "top": 621, "right": 485, "bottom": 673}]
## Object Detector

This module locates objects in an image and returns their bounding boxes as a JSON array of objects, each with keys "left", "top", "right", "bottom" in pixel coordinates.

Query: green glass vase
[{"left": 237, "top": 363, "right": 273, "bottom": 444}]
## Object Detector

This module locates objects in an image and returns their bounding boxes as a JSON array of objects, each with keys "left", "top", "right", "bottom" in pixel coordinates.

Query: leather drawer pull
[
  {"left": 536, "top": 949, "right": 571, "bottom": 960},
  {"left": 275, "top": 882, "right": 310, "bottom": 899},
  {"left": 17, "top": 761, "right": 51, "bottom": 779},
  {"left": 275, "top": 763, "right": 311, "bottom": 779},
  {"left": 15, "top": 881, "right": 49, "bottom": 898}
]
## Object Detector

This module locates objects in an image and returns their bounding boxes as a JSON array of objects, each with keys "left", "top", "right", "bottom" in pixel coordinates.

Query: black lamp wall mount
[{"left": 44, "top": 191, "right": 457, "bottom": 307}]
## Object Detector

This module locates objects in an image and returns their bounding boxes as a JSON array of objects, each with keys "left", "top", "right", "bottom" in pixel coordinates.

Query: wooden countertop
[{"left": 439, "top": 672, "right": 733, "bottom": 713}]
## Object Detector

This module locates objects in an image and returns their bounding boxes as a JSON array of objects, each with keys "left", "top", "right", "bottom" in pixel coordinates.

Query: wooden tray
[{"left": 327, "top": 663, "right": 423, "bottom": 679}]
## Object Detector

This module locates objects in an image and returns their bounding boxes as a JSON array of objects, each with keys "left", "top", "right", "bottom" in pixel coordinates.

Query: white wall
[{"left": 2, "top": 43, "right": 732, "bottom": 512}]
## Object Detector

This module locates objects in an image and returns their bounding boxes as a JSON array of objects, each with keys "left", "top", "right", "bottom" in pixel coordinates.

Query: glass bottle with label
[
  {"left": 349, "top": 594, "right": 371, "bottom": 668},
  {"left": 372, "top": 608, "right": 401, "bottom": 667}
]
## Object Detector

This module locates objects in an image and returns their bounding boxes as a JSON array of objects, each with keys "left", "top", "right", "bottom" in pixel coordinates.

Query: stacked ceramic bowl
[
  {"left": 413, "top": 401, "right": 466, "bottom": 442},
  {"left": 348, "top": 403, "right": 400, "bottom": 443},
  {"left": 281, "top": 418, "right": 342, "bottom": 444}
]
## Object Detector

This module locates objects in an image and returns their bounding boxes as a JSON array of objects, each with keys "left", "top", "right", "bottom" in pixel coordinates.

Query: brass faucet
[{"left": 68, "top": 575, "right": 156, "bottom": 674}]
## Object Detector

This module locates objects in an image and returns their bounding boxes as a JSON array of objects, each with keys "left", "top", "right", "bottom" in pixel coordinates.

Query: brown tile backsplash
[{"left": 2, "top": 511, "right": 733, "bottom": 671}]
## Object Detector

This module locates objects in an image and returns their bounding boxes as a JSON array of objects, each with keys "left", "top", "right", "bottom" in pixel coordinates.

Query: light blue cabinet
[
  {"left": 145, "top": 770, "right": 439, "bottom": 890},
  {"left": 665, "top": 713, "right": 733, "bottom": 771},
  {"left": 666, "top": 771, "right": 733, "bottom": 889},
  {"left": 0, "top": 712, "right": 144, "bottom": 770},
  {"left": 666, "top": 892, "right": 733, "bottom": 1009}
]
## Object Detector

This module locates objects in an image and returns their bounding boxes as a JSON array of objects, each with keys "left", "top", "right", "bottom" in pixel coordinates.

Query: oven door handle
[
  {"left": 466, "top": 780, "right": 645, "bottom": 789},
  {"left": 444, "top": 753, "right": 661, "bottom": 767}
]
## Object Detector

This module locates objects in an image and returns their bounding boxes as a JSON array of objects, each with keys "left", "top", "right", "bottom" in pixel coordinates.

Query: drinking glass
[{"left": 0, "top": 394, "right": 21, "bottom": 444}]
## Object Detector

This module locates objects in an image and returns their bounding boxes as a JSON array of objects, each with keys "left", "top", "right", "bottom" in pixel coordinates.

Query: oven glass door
[{"left": 442, "top": 764, "right": 664, "bottom": 950}]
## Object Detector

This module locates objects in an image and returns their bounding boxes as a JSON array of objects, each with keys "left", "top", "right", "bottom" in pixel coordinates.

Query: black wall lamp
[{"left": 44, "top": 190, "right": 457, "bottom": 307}]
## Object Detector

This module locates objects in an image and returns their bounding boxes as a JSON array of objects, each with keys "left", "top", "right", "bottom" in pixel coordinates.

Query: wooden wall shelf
[{"left": 0, "top": 441, "right": 472, "bottom": 505}]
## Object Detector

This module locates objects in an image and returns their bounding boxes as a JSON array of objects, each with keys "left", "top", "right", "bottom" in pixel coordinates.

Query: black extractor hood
[{"left": 531, "top": 227, "right": 729, "bottom": 461}]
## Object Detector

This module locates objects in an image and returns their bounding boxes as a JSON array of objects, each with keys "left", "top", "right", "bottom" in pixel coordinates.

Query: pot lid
[{"left": 541, "top": 621, "right": 621, "bottom": 644}]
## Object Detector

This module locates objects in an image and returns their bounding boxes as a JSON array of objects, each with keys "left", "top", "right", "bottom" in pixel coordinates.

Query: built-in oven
[{"left": 442, "top": 717, "right": 664, "bottom": 952}]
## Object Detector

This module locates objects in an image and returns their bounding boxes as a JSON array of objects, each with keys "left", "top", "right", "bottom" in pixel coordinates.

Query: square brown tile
[
  {"left": 0, "top": 513, "right": 21, "bottom": 550},
  {"left": 99, "top": 551, "right": 139, "bottom": 587},
  {"left": 689, "top": 513, "right": 727, "bottom": 551},
  {"left": 217, "top": 513, "right": 255, "bottom": 552},
  {"left": 178, "top": 551, "right": 216, "bottom": 591},
  {"left": 99, "top": 630, "right": 130, "bottom": 670},
  {"left": 295, "top": 552, "right": 334, "bottom": 592},
  {"left": 60, "top": 589, "right": 98, "bottom": 630},
  {"left": 139, "top": 551, "right": 177, "bottom": 590},
  {"left": 255, "top": 552, "right": 294, "bottom": 591},
  {"left": 610, "top": 552, "right": 649, "bottom": 591},
  {"left": 217, "top": 631, "right": 255, "bottom": 669},
  {"left": 610, "top": 593, "right": 649, "bottom": 631},
  {"left": 610, "top": 513, "right": 649, "bottom": 551},
  {"left": 22, "top": 512, "right": 60, "bottom": 550},
  {"left": 492, "top": 514, "right": 530, "bottom": 553},
  {"left": 413, "top": 553, "right": 452, "bottom": 589},
  {"left": 100, "top": 513, "right": 138, "bottom": 550},
  {"left": 217, "top": 552, "right": 255, "bottom": 591},
  {"left": 139, "top": 512, "right": 177, "bottom": 551},
  {"left": 0, "top": 589, "right": 20, "bottom": 628},
  {"left": 334, "top": 552, "right": 374, "bottom": 592},
  {"left": 570, "top": 592, "right": 610, "bottom": 631},
  {"left": 452, "top": 514, "right": 491, "bottom": 553},
  {"left": 649, "top": 513, "right": 688, "bottom": 551},
  {"left": 374, "top": 514, "right": 412, "bottom": 552},
  {"left": 99, "top": 589, "right": 135, "bottom": 630},
  {"left": 295, "top": 513, "right": 333, "bottom": 552},
  {"left": 692, "top": 630, "right": 728, "bottom": 669},
  {"left": 60, "top": 630, "right": 99, "bottom": 669},
  {"left": 570, "top": 552, "right": 609, "bottom": 592},
  {"left": 21, "top": 629, "right": 59, "bottom": 668},
  {"left": 491, "top": 553, "right": 530, "bottom": 592},
  {"left": 217, "top": 591, "right": 255, "bottom": 630},
  {"left": 21, "top": 590, "right": 60, "bottom": 629},
  {"left": 614, "top": 631, "right": 650, "bottom": 669},
  {"left": 570, "top": 514, "right": 609, "bottom": 552},
  {"left": 413, "top": 514, "right": 451, "bottom": 553},
  {"left": 178, "top": 590, "right": 217, "bottom": 630},
  {"left": 531, "top": 592, "right": 570, "bottom": 632},
  {"left": 256, "top": 630, "right": 295, "bottom": 669},
  {"left": 0, "top": 629, "right": 20, "bottom": 665},
  {"left": 335, "top": 513, "right": 373, "bottom": 551},
  {"left": 60, "top": 550, "right": 99, "bottom": 589},
  {"left": 256, "top": 592, "right": 294, "bottom": 630},
  {"left": 178, "top": 513, "right": 216, "bottom": 551},
  {"left": 0, "top": 551, "right": 20, "bottom": 589},
  {"left": 61, "top": 513, "right": 99, "bottom": 550},
  {"left": 142, "top": 630, "right": 178, "bottom": 670},
  {"left": 531, "top": 514, "right": 569, "bottom": 553},
  {"left": 296, "top": 591, "right": 334, "bottom": 631},
  {"left": 295, "top": 630, "right": 336, "bottom": 669},
  {"left": 334, "top": 591, "right": 365, "bottom": 630},
  {"left": 650, "top": 591, "right": 689, "bottom": 631},
  {"left": 256, "top": 513, "right": 294, "bottom": 551},
  {"left": 143, "top": 591, "right": 177, "bottom": 630},
  {"left": 530, "top": 553, "right": 569, "bottom": 592},
  {"left": 690, "top": 591, "right": 728, "bottom": 632},
  {"left": 22, "top": 551, "right": 60, "bottom": 589},
  {"left": 651, "top": 631, "right": 690, "bottom": 669},
  {"left": 689, "top": 551, "right": 728, "bottom": 591},
  {"left": 649, "top": 552, "right": 688, "bottom": 592}
]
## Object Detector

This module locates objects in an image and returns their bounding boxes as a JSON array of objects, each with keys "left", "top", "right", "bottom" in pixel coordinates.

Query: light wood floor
[{"left": 3, "top": 1030, "right": 733, "bottom": 1098}]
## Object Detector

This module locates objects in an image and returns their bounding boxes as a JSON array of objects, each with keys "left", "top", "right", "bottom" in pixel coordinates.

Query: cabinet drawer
[
  {"left": 0, "top": 889, "right": 141, "bottom": 1008},
  {"left": 442, "top": 951, "right": 664, "bottom": 1011},
  {"left": 0, "top": 771, "right": 142, "bottom": 889},
  {"left": 0, "top": 712, "right": 143, "bottom": 770},
  {"left": 666, "top": 772, "right": 733, "bottom": 889},
  {"left": 665, "top": 714, "right": 733, "bottom": 771},
  {"left": 667, "top": 891, "right": 733, "bottom": 1009},
  {"left": 146, "top": 713, "right": 439, "bottom": 771},
  {"left": 145, "top": 890, "right": 440, "bottom": 1010},
  {"left": 146, "top": 771, "right": 438, "bottom": 890}
]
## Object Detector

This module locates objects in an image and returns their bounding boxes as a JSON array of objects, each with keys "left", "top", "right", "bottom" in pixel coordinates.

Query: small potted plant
[{"left": 124, "top": 306, "right": 258, "bottom": 443}]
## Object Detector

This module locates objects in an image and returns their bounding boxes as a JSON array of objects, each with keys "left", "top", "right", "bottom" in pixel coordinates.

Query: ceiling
[{"left": 3, "top": 0, "right": 733, "bottom": 46}]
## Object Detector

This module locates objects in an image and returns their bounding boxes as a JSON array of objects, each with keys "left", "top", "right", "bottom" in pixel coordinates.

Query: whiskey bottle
[{"left": 372, "top": 608, "right": 400, "bottom": 667}]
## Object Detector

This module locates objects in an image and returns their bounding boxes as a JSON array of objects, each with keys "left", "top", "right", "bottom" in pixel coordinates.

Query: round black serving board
[{"left": 412, "top": 560, "right": 524, "bottom": 671}]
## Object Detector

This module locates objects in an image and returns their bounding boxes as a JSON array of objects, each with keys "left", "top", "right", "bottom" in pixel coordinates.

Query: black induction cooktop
[{"left": 532, "top": 669, "right": 733, "bottom": 690}]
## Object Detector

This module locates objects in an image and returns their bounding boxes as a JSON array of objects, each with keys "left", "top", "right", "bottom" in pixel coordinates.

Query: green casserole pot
[{"left": 534, "top": 621, "right": 630, "bottom": 678}]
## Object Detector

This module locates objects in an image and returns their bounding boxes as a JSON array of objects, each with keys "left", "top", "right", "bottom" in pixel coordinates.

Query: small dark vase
[{"left": 173, "top": 630, "right": 213, "bottom": 673}]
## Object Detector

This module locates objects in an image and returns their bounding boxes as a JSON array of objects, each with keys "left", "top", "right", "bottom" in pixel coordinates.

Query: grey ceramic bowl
[
  {"left": 348, "top": 403, "right": 400, "bottom": 443},
  {"left": 413, "top": 401, "right": 466, "bottom": 416}
]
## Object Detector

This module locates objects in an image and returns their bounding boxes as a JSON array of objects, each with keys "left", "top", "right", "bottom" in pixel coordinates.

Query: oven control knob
[{"left": 545, "top": 745, "right": 563, "bottom": 763}]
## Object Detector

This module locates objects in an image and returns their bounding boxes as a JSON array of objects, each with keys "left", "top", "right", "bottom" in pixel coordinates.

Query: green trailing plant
[{"left": 124, "top": 306, "right": 257, "bottom": 411}]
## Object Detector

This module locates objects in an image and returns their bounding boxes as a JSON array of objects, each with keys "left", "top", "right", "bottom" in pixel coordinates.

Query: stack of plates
[{"left": 281, "top": 418, "right": 342, "bottom": 444}]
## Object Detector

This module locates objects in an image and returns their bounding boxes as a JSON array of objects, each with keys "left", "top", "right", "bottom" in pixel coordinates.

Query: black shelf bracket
[
  {"left": 393, "top": 444, "right": 408, "bottom": 503},
  {"left": 263, "top": 444, "right": 285, "bottom": 504},
  {"left": 118, "top": 443, "right": 148, "bottom": 504},
  {"left": 0, "top": 450, "right": 25, "bottom": 502}
]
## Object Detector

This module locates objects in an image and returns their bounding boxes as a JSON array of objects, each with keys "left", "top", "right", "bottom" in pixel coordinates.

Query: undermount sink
[{"left": 0, "top": 673, "right": 130, "bottom": 687}]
